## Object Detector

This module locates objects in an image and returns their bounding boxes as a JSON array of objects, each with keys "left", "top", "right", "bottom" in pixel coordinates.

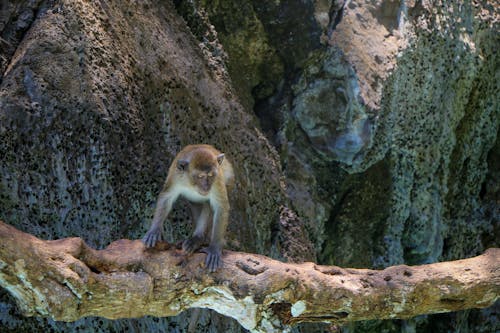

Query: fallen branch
[{"left": 0, "top": 221, "right": 498, "bottom": 332}]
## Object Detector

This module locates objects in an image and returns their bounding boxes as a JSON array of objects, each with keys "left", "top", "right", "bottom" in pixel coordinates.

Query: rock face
[
  {"left": 170, "top": 1, "right": 500, "bottom": 332},
  {"left": 0, "top": 1, "right": 290, "bottom": 331},
  {"left": 0, "top": 0, "right": 498, "bottom": 332}
]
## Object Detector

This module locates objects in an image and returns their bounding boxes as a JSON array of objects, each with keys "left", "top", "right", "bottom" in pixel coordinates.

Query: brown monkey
[{"left": 142, "top": 144, "right": 234, "bottom": 272}]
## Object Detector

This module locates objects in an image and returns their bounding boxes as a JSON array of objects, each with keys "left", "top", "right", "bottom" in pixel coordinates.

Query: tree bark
[{"left": 0, "top": 220, "right": 498, "bottom": 332}]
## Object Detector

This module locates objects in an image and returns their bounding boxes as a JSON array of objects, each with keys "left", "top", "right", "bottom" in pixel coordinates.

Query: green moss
[{"left": 319, "top": 159, "right": 392, "bottom": 268}]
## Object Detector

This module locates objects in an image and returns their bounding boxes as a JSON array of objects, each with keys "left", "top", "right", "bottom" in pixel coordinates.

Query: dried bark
[{"left": 0, "top": 220, "right": 498, "bottom": 332}]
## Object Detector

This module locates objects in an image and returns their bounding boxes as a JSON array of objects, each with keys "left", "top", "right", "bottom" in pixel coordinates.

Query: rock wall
[
  {"left": 0, "top": 0, "right": 498, "bottom": 332},
  {"left": 175, "top": 0, "right": 499, "bottom": 332},
  {"left": 0, "top": 0, "right": 291, "bottom": 331}
]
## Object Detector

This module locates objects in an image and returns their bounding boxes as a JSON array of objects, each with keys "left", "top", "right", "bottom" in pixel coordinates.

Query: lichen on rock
[{"left": 0, "top": 0, "right": 498, "bottom": 332}]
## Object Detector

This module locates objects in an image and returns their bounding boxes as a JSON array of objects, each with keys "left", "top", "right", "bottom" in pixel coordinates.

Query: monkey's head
[{"left": 177, "top": 149, "right": 225, "bottom": 196}]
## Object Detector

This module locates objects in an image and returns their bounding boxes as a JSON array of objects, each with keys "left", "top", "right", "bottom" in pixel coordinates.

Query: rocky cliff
[{"left": 1, "top": 0, "right": 498, "bottom": 332}]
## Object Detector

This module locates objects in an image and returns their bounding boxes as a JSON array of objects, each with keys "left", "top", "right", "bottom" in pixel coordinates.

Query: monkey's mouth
[{"left": 197, "top": 189, "right": 209, "bottom": 196}]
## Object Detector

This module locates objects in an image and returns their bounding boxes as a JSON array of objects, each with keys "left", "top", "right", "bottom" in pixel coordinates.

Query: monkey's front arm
[
  {"left": 142, "top": 191, "right": 177, "bottom": 248},
  {"left": 203, "top": 200, "right": 229, "bottom": 272}
]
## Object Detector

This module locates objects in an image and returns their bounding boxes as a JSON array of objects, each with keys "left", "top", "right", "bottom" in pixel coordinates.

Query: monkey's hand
[
  {"left": 182, "top": 235, "right": 204, "bottom": 254},
  {"left": 201, "top": 245, "right": 223, "bottom": 272},
  {"left": 142, "top": 227, "right": 163, "bottom": 248}
]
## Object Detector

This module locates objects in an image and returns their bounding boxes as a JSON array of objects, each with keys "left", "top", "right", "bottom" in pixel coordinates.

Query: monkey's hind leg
[{"left": 182, "top": 202, "right": 210, "bottom": 254}]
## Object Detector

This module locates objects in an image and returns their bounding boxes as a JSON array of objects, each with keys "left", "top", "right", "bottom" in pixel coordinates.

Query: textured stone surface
[
  {"left": 290, "top": 2, "right": 499, "bottom": 332},
  {"left": 0, "top": 0, "right": 498, "bottom": 332},
  {"left": 191, "top": 0, "right": 499, "bottom": 332},
  {"left": 290, "top": 47, "right": 371, "bottom": 165},
  {"left": 0, "top": 0, "right": 289, "bottom": 331},
  {"left": 0, "top": 0, "right": 286, "bottom": 250}
]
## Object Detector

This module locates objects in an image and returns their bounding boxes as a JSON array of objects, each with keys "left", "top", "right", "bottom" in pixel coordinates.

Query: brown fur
[{"left": 143, "top": 144, "right": 234, "bottom": 272}]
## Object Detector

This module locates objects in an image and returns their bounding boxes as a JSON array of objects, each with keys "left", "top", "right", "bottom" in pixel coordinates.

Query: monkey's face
[{"left": 191, "top": 169, "right": 217, "bottom": 195}]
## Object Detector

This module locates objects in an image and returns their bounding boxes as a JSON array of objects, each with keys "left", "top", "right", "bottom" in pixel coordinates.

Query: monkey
[{"left": 142, "top": 144, "right": 234, "bottom": 272}]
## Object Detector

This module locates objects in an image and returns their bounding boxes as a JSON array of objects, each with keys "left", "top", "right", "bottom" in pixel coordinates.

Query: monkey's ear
[
  {"left": 216, "top": 153, "right": 225, "bottom": 165},
  {"left": 177, "top": 159, "right": 189, "bottom": 171}
]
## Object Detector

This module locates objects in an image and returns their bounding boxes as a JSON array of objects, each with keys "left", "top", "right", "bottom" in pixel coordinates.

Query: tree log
[{"left": 0, "top": 221, "right": 498, "bottom": 332}]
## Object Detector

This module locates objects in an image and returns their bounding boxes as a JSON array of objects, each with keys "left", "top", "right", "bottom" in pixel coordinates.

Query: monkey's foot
[
  {"left": 142, "top": 227, "right": 163, "bottom": 248},
  {"left": 201, "top": 245, "right": 222, "bottom": 272},
  {"left": 182, "top": 235, "right": 204, "bottom": 254}
]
